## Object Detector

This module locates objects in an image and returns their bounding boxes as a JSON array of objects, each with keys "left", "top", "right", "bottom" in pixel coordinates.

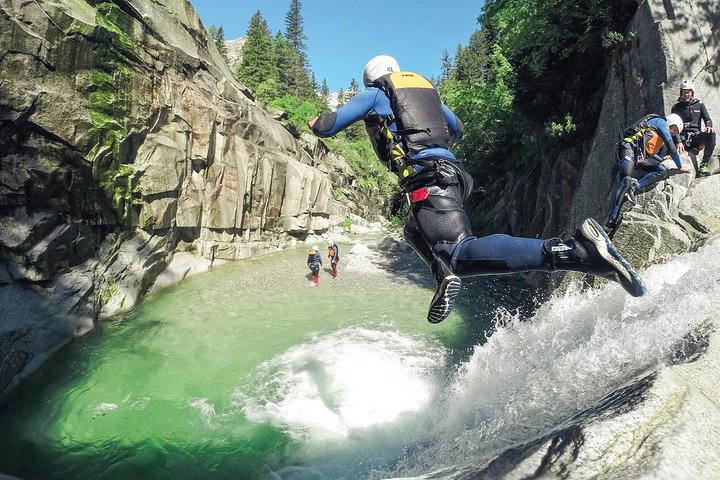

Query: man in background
[{"left": 671, "top": 80, "right": 716, "bottom": 176}]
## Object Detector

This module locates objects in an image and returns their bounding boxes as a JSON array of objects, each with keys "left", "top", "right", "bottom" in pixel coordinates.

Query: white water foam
[
  {"left": 235, "top": 327, "right": 446, "bottom": 445},
  {"left": 242, "top": 240, "right": 720, "bottom": 479},
  {"left": 386, "top": 240, "right": 720, "bottom": 477}
]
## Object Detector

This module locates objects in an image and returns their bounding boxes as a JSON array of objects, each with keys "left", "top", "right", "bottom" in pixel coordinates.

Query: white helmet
[
  {"left": 666, "top": 113, "right": 684, "bottom": 134},
  {"left": 327, "top": 240, "right": 334, "bottom": 246},
  {"left": 312, "top": 245, "right": 319, "bottom": 251},
  {"left": 363, "top": 55, "right": 400, "bottom": 86},
  {"left": 680, "top": 79, "right": 695, "bottom": 91}
]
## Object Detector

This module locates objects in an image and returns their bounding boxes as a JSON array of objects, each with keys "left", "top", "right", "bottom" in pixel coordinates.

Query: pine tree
[
  {"left": 320, "top": 79, "right": 330, "bottom": 98},
  {"left": 348, "top": 78, "right": 360, "bottom": 94},
  {"left": 284, "top": 0, "right": 308, "bottom": 67},
  {"left": 441, "top": 49, "right": 453, "bottom": 82},
  {"left": 237, "top": 11, "right": 278, "bottom": 100},
  {"left": 280, "top": 0, "right": 314, "bottom": 98},
  {"left": 319, "top": 78, "right": 330, "bottom": 109},
  {"left": 454, "top": 31, "right": 491, "bottom": 84},
  {"left": 274, "top": 31, "right": 296, "bottom": 97},
  {"left": 208, "top": 25, "right": 229, "bottom": 62}
]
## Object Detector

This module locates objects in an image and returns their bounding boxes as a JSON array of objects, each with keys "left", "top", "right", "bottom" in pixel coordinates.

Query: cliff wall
[{"left": 0, "top": 0, "right": 384, "bottom": 405}]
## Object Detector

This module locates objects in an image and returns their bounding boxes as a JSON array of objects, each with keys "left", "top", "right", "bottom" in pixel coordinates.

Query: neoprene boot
[
  {"left": 426, "top": 254, "right": 462, "bottom": 324},
  {"left": 427, "top": 275, "right": 462, "bottom": 324},
  {"left": 544, "top": 218, "right": 645, "bottom": 297}
]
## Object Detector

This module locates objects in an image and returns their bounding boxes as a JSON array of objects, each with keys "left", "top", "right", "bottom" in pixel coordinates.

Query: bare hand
[
  {"left": 679, "top": 165, "right": 692, "bottom": 174},
  {"left": 308, "top": 117, "right": 318, "bottom": 129},
  {"left": 676, "top": 142, "right": 686, "bottom": 153},
  {"left": 706, "top": 127, "right": 715, "bottom": 134}
]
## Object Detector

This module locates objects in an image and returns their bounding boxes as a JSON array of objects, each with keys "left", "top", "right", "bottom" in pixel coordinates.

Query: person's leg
[
  {"left": 635, "top": 162, "right": 668, "bottom": 193},
  {"left": 404, "top": 216, "right": 450, "bottom": 282},
  {"left": 406, "top": 160, "right": 473, "bottom": 323},
  {"left": 607, "top": 148, "right": 636, "bottom": 230},
  {"left": 433, "top": 220, "right": 645, "bottom": 298},
  {"left": 311, "top": 265, "right": 319, "bottom": 285},
  {"left": 704, "top": 131, "right": 716, "bottom": 165},
  {"left": 690, "top": 131, "right": 716, "bottom": 170},
  {"left": 409, "top": 189, "right": 470, "bottom": 324}
]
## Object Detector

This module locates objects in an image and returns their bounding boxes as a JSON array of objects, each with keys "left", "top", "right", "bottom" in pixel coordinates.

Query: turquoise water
[
  {"left": 4, "top": 240, "right": 719, "bottom": 479},
  {"left": 0, "top": 242, "right": 465, "bottom": 480}
]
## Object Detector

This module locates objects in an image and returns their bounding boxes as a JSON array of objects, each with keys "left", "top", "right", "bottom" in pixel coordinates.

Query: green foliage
[
  {"left": 389, "top": 201, "right": 411, "bottom": 229},
  {"left": 438, "top": 0, "right": 636, "bottom": 173},
  {"left": 254, "top": 77, "right": 281, "bottom": 104},
  {"left": 323, "top": 136, "right": 396, "bottom": 199},
  {"left": 333, "top": 187, "right": 346, "bottom": 199},
  {"left": 440, "top": 44, "right": 519, "bottom": 170},
  {"left": 545, "top": 114, "right": 577, "bottom": 137},
  {"left": 273, "top": 33, "right": 314, "bottom": 98},
  {"left": 85, "top": 3, "right": 144, "bottom": 223},
  {"left": 269, "top": 95, "right": 320, "bottom": 126},
  {"left": 101, "top": 275, "right": 119, "bottom": 303}
]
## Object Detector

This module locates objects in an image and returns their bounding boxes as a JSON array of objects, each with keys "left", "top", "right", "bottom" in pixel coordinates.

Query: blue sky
[{"left": 190, "top": 0, "right": 484, "bottom": 92}]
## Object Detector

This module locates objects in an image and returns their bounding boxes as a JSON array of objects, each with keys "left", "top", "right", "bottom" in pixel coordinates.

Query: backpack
[{"left": 622, "top": 113, "right": 660, "bottom": 141}]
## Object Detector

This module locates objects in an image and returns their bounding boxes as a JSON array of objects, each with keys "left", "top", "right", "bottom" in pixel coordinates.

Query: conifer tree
[
  {"left": 348, "top": 78, "right": 360, "bottom": 95},
  {"left": 280, "top": 0, "right": 314, "bottom": 98},
  {"left": 284, "top": 0, "right": 308, "bottom": 67},
  {"left": 441, "top": 49, "right": 453, "bottom": 82},
  {"left": 273, "top": 31, "right": 296, "bottom": 97},
  {"left": 454, "top": 31, "right": 491, "bottom": 83},
  {"left": 237, "top": 11, "right": 278, "bottom": 100},
  {"left": 319, "top": 78, "right": 331, "bottom": 111},
  {"left": 208, "top": 25, "right": 229, "bottom": 62}
]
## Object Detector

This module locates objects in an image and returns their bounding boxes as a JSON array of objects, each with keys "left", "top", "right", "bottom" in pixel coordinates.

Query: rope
[{"left": 687, "top": 0, "right": 720, "bottom": 91}]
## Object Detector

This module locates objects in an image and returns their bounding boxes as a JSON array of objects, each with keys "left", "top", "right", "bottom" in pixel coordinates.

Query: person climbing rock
[{"left": 606, "top": 113, "right": 691, "bottom": 235}]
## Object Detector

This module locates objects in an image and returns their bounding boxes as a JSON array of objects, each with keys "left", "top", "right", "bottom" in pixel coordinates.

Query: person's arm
[
  {"left": 441, "top": 103, "right": 464, "bottom": 145},
  {"left": 656, "top": 121, "right": 687, "bottom": 170},
  {"left": 670, "top": 103, "right": 685, "bottom": 151},
  {"left": 700, "top": 102, "right": 714, "bottom": 132},
  {"left": 309, "top": 88, "right": 381, "bottom": 137}
]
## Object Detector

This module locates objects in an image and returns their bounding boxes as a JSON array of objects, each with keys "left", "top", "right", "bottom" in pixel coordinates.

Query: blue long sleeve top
[
  {"left": 311, "top": 87, "right": 464, "bottom": 161},
  {"left": 646, "top": 117, "right": 683, "bottom": 169}
]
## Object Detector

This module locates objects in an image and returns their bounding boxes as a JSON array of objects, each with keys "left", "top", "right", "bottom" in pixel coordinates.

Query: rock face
[
  {"left": 0, "top": 0, "right": 384, "bottom": 405},
  {"left": 570, "top": 0, "right": 720, "bottom": 269},
  {"left": 475, "top": 0, "right": 720, "bottom": 263}
]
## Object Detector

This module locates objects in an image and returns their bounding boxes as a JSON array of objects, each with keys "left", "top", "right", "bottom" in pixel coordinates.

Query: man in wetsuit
[
  {"left": 606, "top": 113, "right": 691, "bottom": 234},
  {"left": 309, "top": 55, "right": 645, "bottom": 323},
  {"left": 671, "top": 80, "right": 716, "bottom": 176}
]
